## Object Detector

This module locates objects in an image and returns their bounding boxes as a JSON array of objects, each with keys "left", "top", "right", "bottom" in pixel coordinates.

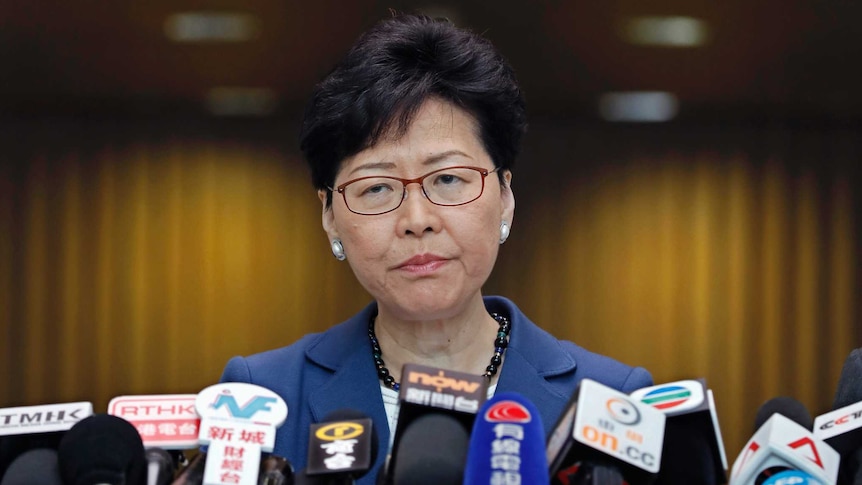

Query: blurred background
[{"left": 1, "top": 0, "right": 860, "bottom": 460}]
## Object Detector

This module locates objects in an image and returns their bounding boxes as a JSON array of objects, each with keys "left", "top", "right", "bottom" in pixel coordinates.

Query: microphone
[
  {"left": 146, "top": 448, "right": 176, "bottom": 485},
  {"left": 630, "top": 379, "right": 728, "bottom": 484},
  {"left": 814, "top": 348, "right": 862, "bottom": 484},
  {"left": 109, "top": 394, "right": 202, "bottom": 485},
  {"left": 760, "top": 469, "right": 821, "bottom": 484},
  {"left": 195, "top": 382, "right": 288, "bottom": 485},
  {"left": 57, "top": 413, "right": 147, "bottom": 485},
  {"left": 389, "top": 413, "right": 469, "bottom": 485},
  {"left": 109, "top": 394, "right": 201, "bottom": 452},
  {"left": 171, "top": 452, "right": 206, "bottom": 485},
  {"left": 546, "top": 378, "right": 666, "bottom": 485},
  {"left": 0, "top": 448, "right": 62, "bottom": 485},
  {"left": 378, "top": 363, "right": 488, "bottom": 485},
  {"left": 259, "top": 454, "right": 293, "bottom": 485},
  {"left": 0, "top": 401, "right": 93, "bottom": 476},
  {"left": 729, "top": 397, "right": 840, "bottom": 485},
  {"left": 302, "top": 409, "right": 378, "bottom": 484},
  {"left": 463, "top": 392, "right": 549, "bottom": 485}
]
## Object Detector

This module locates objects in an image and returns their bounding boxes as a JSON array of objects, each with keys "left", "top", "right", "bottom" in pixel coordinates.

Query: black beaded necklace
[{"left": 368, "top": 313, "right": 511, "bottom": 391}]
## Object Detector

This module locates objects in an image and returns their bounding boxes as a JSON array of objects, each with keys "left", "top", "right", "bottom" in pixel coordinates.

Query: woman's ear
[
  {"left": 500, "top": 170, "right": 515, "bottom": 227},
  {"left": 319, "top": 189, "right": 339, "bottom": 241}
]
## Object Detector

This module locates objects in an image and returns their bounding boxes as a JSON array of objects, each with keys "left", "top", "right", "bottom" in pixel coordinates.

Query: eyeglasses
[{"left": 331, "top": 165, "right": 500, "bottom": 216}]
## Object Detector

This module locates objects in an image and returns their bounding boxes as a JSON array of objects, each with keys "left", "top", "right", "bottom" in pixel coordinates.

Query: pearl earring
[
  {"left": 499, "top": 221, "right": 510, "bottom": 244},
  {"left": 331, "top": 239, "right": 346, "bottom": 261}
]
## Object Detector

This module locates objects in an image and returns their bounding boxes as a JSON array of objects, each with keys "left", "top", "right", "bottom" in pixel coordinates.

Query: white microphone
[
  {"left": 195, "top": 383, "right": 288, "bottom": 485},
  {"left": 546, "top": 378, "right": 666, "bottom": 484},
  {"left": 630, "top": 378, "right": 728, "bottom": 484},
  {"left": 729, "top": 412, "right": 840, "bottom": 484}
]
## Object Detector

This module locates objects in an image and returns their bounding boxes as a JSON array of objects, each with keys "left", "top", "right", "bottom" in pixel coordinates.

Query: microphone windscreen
[
  {"left": 834, "top": 348, "right": 862, "bottom": 410},
  {"left": 259, "top": 454, "right": 293, "bottom": 485},
  {"left": 0, "top": 431, "right": 64, "bottom": 476},
  {"left": 753, "top": 396, "right": 813, "bottom": 431},
  {"left": 170, "top": 452, "right": 205, "bottom": 485},
  {"left": 58, "top": 414, "right": 146, "bottom": 485},
  {"left": 0, "top": 448, "right": 62, "bottom": 485},
  {"left": 658, "top": 417, "right": 718, "bottom": 484},
  {"left": 391, "top": 413, "right": 468, "bottom": 485},
  {"left": 146, "top": 448, "right": 175, "bottom": 485},
  {"left": 463, "top": 392, "right": 548, "bottom": 485}
]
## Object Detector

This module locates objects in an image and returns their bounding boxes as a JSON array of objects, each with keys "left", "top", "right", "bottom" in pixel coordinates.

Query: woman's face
[{"left": 320, "top": 98, "right": 515, "bottom": 321}]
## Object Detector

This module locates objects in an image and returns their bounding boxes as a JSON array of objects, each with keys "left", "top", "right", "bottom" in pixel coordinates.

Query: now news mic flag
[{"left": 380, "top": 363, "right": 488, "bottom": 484}]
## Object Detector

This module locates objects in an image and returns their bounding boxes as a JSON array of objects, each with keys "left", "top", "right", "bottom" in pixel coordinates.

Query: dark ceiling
[{"left": 2, "top": 0, "right": 861, "bottom": 121}]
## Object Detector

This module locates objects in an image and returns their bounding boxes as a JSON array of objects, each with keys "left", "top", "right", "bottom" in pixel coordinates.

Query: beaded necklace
[{"left": 368, "top": 313, "right": 511, "bottom": 391}]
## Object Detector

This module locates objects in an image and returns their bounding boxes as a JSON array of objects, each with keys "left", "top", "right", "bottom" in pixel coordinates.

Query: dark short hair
[{"left": 299, "top": 13, "right": 527, "bottom": 204}]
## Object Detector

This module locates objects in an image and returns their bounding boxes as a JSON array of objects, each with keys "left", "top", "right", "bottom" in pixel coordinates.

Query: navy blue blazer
[{"left": 219, "top": 296, "right": 652, "bottom": 484}]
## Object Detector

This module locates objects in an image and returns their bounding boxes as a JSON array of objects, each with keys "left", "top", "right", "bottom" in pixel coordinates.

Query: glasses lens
[
  {"left": 342, "top": 178, "right": 403, "bottom": 214},
  {"left": 423, "top": 167, "right": 485, "bottom": 205}
]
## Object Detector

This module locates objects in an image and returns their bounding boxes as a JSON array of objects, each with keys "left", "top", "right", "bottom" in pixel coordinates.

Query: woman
[{"left": 219, "top": 13, "right": 652, "bottom": 481}]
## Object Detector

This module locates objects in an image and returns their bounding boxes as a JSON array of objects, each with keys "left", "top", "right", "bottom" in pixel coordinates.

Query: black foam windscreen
[
  {"left": 390, "top": 413, "right": 469, "bottom": 485},
  {"left": 0, "top": 448, "right": 63, "bottom": 485},
  {"left": 834, "top": 348, "right": 862, "bottom": 410},
  {"left": 57, "top": 414, "right": 146, "bottom": 485},
  {"left": 0, "top": 431, "right": 64, "bottom": 477},
  {"left": 753, "top": 396, "right": 813, "bottom": 431}
]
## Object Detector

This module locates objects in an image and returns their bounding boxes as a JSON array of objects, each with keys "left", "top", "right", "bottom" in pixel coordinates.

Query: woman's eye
[
  {"left": 434, "top": 173, "right": 462, "bottom": 185},
  {"left": 360, "top": 183, "right": 394, "bottom": 196}
]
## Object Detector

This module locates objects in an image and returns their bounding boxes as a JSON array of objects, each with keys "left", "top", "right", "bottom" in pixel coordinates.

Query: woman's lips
[{"left": 396, "top": 254, "right": 449, "bottom": 274}]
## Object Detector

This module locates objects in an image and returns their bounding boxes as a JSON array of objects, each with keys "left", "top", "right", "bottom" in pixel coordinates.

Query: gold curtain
[{"left": 1, "top": 120, "right": 859, "bottom": 460}]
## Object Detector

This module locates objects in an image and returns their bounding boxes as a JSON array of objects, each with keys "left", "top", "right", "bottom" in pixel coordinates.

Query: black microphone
[
  {"left": 301, "top": 409, "right": 378, "bottom": 484},
  {"left": 631, "top": 379, "right": 728, "bottom": 484},
  {"left": 754, "top": 397, "right": 813, "bottom": 431},
  {"left": 57, "top": 413, "right": 147, "bottom": 485},
  {"left": 377, "top": 363, "right": 488, "bottom": 485},
  {"left": 146, "top": 448, "right": 176, "bottom": 485},
  {"left": 546, "top": 378, "right": 666, "bottom": 485},
  {"left": 814, "top": 348, "right": 862, "bottom": 485},
  {"left": 259, "top": 454, "right": 294, "bottom": 485},
  {"left": 170, "top": 452, "right": 205, "bottom": 485},
  {"left": 0, "top": 401, "right": 93, "bottom": 477},
  {"left": 0, "top": 448, "right": 63, "bottom": 485},
  {"left": 389, "top": 413, "right": 469, "bottom": 485},
  {"left": 728, "top": 396, "right": 839, "bottom": 484}
]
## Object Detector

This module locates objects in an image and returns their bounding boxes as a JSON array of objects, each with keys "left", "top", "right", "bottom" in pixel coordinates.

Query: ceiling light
[
  {"left": 205, "top": 87, "right": 278, "bottom": 117},
  {"left": 598, "top": 91, "right": 679, "bottom": 122},
  {"left": 621, "top": 16, "right": 709, "bottom": 47},
  {"left": 164, "top": 12, "right": 260, "bottom": 43}
]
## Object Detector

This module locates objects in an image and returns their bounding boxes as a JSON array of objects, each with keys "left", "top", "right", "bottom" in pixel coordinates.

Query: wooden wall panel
[{"left": 0, "top": 120, "right": 859, "bottom": 461}]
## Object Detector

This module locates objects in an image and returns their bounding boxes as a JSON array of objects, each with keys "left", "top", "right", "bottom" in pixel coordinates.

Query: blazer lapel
[{"left": 305, "top": 303, "right": 392, "bottom": 456}]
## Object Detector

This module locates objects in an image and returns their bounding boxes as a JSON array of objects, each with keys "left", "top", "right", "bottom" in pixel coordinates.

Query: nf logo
[
  {"left": 485, "top": 401, "right": 531, "bottom": 423},
  {"left": 211, "top": 393, "right": 277, "bottom": 419},
  {"left": 195, "top": 383, "right": 288, "bottom": 427},
  {"left": 606, "top": 398, "right": 641, "bottom": 425},
  {"left": 315, "top": 422, "right": 365, "bottom": 441}
]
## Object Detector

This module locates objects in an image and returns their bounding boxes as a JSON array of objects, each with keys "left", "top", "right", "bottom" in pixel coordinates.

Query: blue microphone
[
  {"left": 463, "top": 392, "right": 548, "bottom": 485},
  {"left": 760, "top": 469, "right": 820, "bottom": 485}
]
